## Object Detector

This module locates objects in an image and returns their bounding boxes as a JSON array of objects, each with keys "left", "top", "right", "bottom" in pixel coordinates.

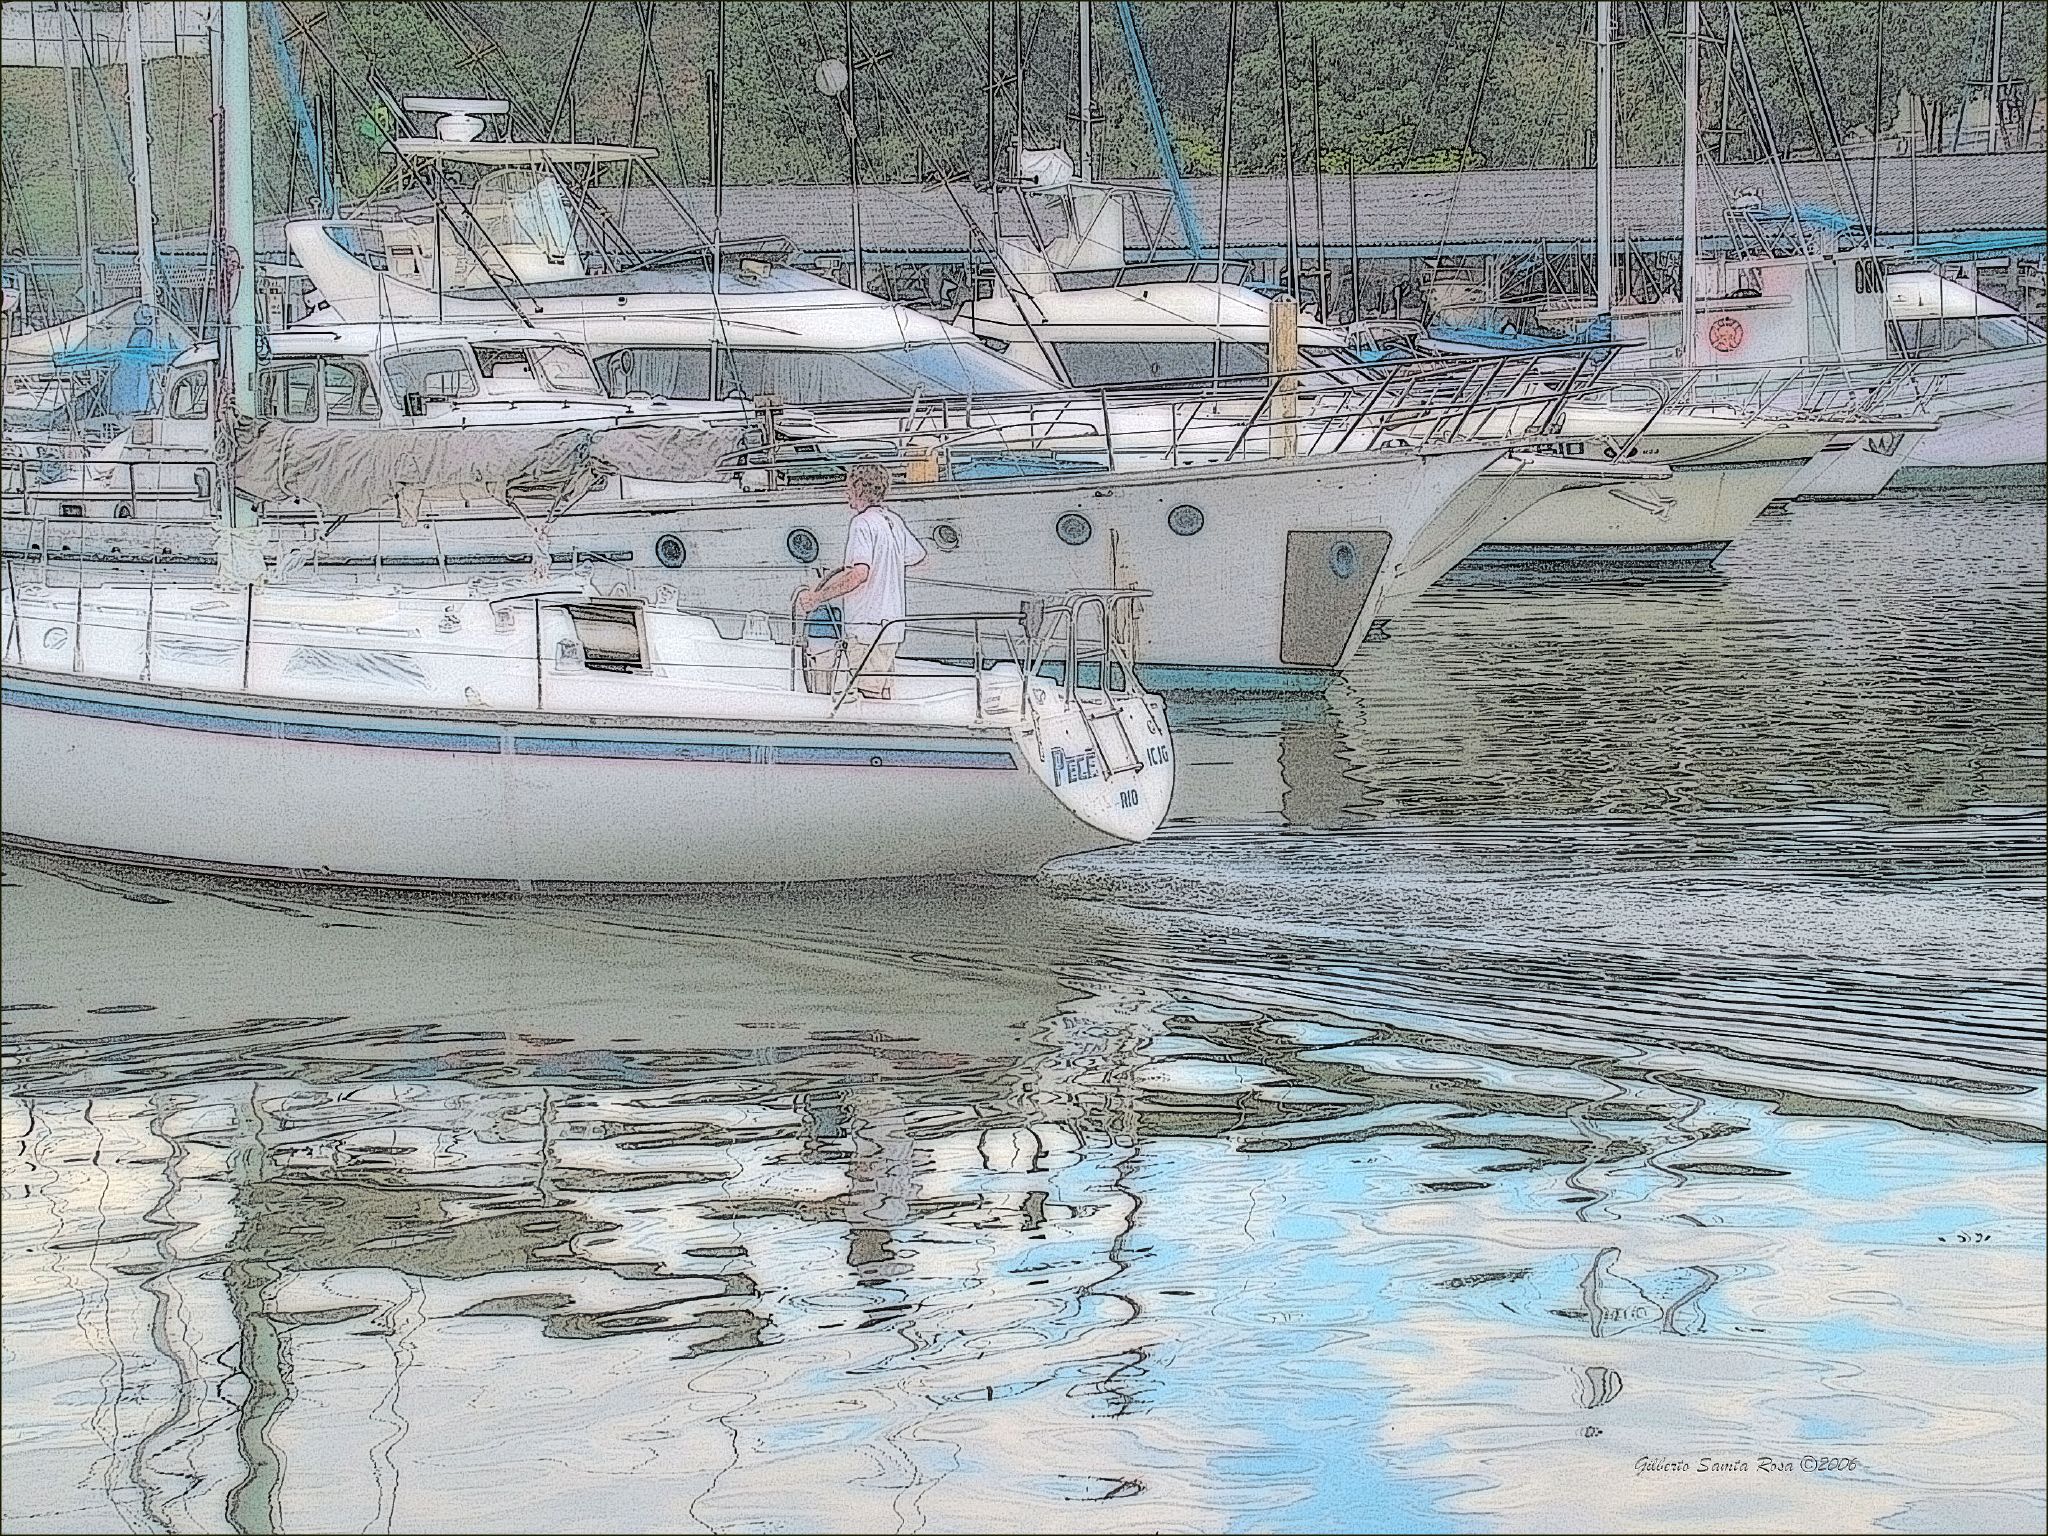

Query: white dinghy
[{"left": 0, "top": 575, "right": 1172, "bottom": 886}]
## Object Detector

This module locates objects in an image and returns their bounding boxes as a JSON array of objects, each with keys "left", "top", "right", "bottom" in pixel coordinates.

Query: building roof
[{"left": 554, "top": 152, "right": 2048, "bottom": 261}]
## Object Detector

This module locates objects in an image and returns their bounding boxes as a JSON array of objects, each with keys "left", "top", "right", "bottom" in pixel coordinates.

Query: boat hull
[
  {"left": 1894, "top": 346, "right": 2048, "bottom": 486},
  {"left": 1467, "top": 423, "right": 1830, "bottom": 567},
  {"left": 3, "top": 444, "right": 1507, "bottom": 693},
  {"left": 0, "top": 671, "right": 1120, "bottom": 885}
]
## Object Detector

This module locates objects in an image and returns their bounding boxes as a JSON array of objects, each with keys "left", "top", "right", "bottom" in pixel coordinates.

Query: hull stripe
[{"left": 1, "top": 680, "right": 1019, "bottom": 771}]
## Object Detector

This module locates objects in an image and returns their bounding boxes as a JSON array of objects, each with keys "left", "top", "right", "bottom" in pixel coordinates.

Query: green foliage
[{"left": 3, "top": 0, "right": 2042, "bottom": 262}]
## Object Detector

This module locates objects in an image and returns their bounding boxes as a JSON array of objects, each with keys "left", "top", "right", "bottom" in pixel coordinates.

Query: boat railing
[
  {"left": 1594, "top": 357, "right": 1941, "bottom": 424},
  {"left": 1, "top": 557, "right": 1147, "bottom": 728},
  {"left": 751, "top": 349, "right": 1607, "bottom": 481}
]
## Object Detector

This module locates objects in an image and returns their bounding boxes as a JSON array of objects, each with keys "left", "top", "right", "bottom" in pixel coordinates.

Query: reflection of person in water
[{"left": 802, "top": 1084, "right": 917, "bottom": 1284}]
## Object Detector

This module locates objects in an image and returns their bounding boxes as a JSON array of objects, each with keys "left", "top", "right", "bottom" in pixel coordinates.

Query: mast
[
  {"left": 221, "top": 0, "right": 256, "bottom": 418},
  {"left": 1311, "top": 39, "right": 1327, "bottom": 316},
  {"left": 842, "top": 0, "right": 863, "bottom": 292},
  {"left": 1987, "top": 0, "right": 2003, "bottom": 152},
  {"left": 60, "top": 1, "right": 94, "bottom": 310},
  {"left": 1594, "top": 0, "right": 1614, "bottom": 315},
  {"left": 1274, "top": 0, "right": 1298, "bottom": 301},
  {"left": 712, "top": 2, "right": 724, "bottom": 264},
  {"left": 1077, "top": 1, "right": 1093, "bottom": 181},
  {"left": 1680, "top": 0, "right": 1698, "bottom": 365},
  {"left": 1869, "top": 2, "right": 1884, "bottom": 228},
  {"left": 124, "top": 1, "right": 159, "bottom": 307}
]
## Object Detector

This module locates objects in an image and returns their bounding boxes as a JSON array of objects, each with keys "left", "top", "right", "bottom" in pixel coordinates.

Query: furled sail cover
[{"left": 232, "top": 419, "right": 741, "bottom": 518}]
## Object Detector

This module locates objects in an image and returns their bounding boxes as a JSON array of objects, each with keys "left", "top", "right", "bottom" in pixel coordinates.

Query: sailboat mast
[
  {"left": 221, "top": 0, "right": 256, "bottom": 417},
  {"left": 1680, "top": 0, "right": 1698, "bottom": 365},
  {"left": 124, "top": 1, "right": 159, "bottom": 307},
  {"left": 1594, "top": 0, "right": 1614, "bottom": 315},
  {"left": 1078, "top": 0, "right": 1093, "bottom": 181},
  {"left": 843, "top": 0, "right": 863, "bottom": 291},
  {"left": 60, "top": 1, "right": 95, "bottom": 310},
  {"left": 1987, "top": 0, "right": 2003, "bottom": 152}
]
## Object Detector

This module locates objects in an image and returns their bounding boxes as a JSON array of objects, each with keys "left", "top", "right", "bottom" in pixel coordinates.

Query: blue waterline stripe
[
  {"left": 770, "top": 743, "right": 1015, "bottom": 770},
  {"left": 2, "top": 680, "right": 1019, "bottom": 772}
]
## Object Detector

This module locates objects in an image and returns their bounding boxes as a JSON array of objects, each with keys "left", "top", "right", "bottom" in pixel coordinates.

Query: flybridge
[{"left": 387, "top": 96, "right": 657, "bottom": 167}]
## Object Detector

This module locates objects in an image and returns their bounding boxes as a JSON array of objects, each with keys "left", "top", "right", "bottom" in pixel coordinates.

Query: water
[{"left": 4, "top": 491, "right": 2043, "bottom": 1534}]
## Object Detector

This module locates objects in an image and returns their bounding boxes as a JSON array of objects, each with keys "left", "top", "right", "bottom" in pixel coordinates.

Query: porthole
[
  {"left": 1167, "top": 503, "right": 1204, "bottom": 537},
  {"left": 42, "top": 626, "right": 68, "bottom": 650},
  {"left": 114, "top": 502, "right": 134, "bottom": 521},
  {"left": 1329, "top": 541, "right": 1359, "bottom": 580},
  {"left": 1055, "top": 512, "right": 1092, "bottom": 547},
  {"left": 932, "top": 522, "right": 960, "bottom": 552},
  {"left": 654, "top": 532, "right": 689, "bottom": 568},
  {"left": 786, "top": 526, "right": 820, "bottom": 563}
]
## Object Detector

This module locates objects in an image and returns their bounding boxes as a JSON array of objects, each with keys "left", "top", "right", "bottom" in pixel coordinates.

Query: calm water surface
[{"left": 3, "top": 492, "right": 2043, "bottom": 1533}]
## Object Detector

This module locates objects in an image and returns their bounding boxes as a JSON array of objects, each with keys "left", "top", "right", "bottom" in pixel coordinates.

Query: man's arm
[{"left": 796, "top": 563, "right": 870, "bottom": 613}]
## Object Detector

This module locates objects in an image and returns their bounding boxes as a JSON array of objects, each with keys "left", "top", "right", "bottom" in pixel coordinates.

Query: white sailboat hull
[{"left": 0, "top": 673, "right": 1125, "bottom": 884}]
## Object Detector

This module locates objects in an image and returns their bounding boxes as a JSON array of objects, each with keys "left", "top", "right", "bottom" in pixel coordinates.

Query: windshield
[
  {"left": 723, "top": 342, "right": 1048, "bottom": 402},
  {"left": 382, "top": 346, "right": 478, "bottom": 402},
  {"left": 1892, "top": 314, "right": 2045, "bottom": 359},
  {"left": 1053, "top": 340, "right": 1267, "bottom": 387},
  {"left": 592, "top": 342, "right": 1047, "bottom": 404},
  {"left": 475, "top": 344, "right": 601, "bottom": 393},
  {"left": 475, "top": 169, "right": 577, "bottom": 260}
]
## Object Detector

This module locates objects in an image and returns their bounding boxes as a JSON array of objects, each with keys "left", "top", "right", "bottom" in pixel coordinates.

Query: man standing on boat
[{"left": 795, "top": 463, "right": 928, "bottom": 699}]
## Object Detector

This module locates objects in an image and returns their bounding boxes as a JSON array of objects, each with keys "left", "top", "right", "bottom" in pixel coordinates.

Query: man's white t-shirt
[{"left": 840, "top": 504, "right": 928, "bottom": 628}]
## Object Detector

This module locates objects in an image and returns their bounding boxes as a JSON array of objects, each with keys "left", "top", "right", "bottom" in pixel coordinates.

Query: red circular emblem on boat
[{"left": 1708, "top": 315, "right": 1744, "bottom": 353}]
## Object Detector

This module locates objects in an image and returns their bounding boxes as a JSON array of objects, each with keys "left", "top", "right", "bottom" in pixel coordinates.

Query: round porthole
[
  {"left": 42, "top": 626, "right": 68, "bottom": 650},
  {"left": 654, "top": 532, "right": 689, "bottom": 568},
  {"left": 1055, "top": 512, "right": 1092, "bottom": 547},
  {"left": 932, "top": 522, "right": 960, "bottom": 552},
  {"left": 1167, "top": 503, "right": 1204, "bottom": 537},
  {"left": 786, "top": 526, "right": 820, "bottom": 563},
  {"left": 1329, "top": 540, "right": 1359, "bottom": 580}
]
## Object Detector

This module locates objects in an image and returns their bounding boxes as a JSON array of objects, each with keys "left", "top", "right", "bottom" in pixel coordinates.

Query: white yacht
[
  {"left": 949, "top": 182, "right": 1916, "bottom": 572},
  {"left": 1514, "top": 235, "right": 2043, "bottom": 501}
]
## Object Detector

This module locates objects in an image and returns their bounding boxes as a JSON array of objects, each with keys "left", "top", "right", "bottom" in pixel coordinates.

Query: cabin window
[
  {"left": 260, "top": 361, "right": 319, "bottom": 423},
  {"left": 724, "top": 343, "right": 1039, "bottom": 402},
  {"left": 563, "top": 602, "right": 648, "bottom": 673},
  {"left": 1053, "top": 340, "right": 1266, "bottom": 387},
  {"left": 167, "top": 369, "right": 210, "bottom": 420},
  {"left": 529, "top": 346, "right": 599, "bottom": 392},
  {"left": 321, "top": 360, "right": 378, "bottom": 420},
  {"left": 480, "top": 344, "right": 599, "bottom": 393},
  {"left": 382, "top": 347, "right": 477, "bottom": 402},
  {"left": 596, "top": 346, "right": 713, "bottom": 400}
]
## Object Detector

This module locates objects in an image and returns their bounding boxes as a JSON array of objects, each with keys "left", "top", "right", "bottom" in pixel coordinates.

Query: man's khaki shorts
[{"left": 844, "top": 622, "right": 905, "bottom": 697}]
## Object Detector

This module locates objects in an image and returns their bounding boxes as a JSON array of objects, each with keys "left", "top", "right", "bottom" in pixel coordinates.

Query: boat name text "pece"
[{"left": 1051, "top": 746, "right": 1100, "bottom": 786}]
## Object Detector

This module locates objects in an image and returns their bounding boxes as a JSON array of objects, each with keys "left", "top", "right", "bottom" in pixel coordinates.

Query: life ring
[{"left": 1708, "top": 315, "right": 1744, "bottom": 353}]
